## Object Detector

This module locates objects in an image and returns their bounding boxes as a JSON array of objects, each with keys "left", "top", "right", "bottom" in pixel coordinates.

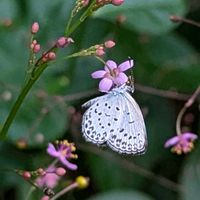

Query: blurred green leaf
[
  {"left": 0, "top": 0, "right": 17, "bottom": 19},
  {"left": 87, "top": 190, "right": 154, "bottom": 200},
  {"left": 108, "top": 26, "right": 199, "bottom": 92},
  {"left": 94, "top": 0, "right": 186, "bottom": 34},
  {"left": 180, "top": 142, "right": 200, "bottom": 200}
]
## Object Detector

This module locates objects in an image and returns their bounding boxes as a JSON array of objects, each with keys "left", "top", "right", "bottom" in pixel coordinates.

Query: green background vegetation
[{"left": 0, "top": 0, "right": 199, "bottom": 199}]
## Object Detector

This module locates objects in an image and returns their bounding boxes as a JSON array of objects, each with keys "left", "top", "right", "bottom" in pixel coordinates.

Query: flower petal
[
  {"left": 118, "top": 59, "right": 134, "bottom": 72},
  {"left": 114, "top": 72, "right": 128, "bottom": 85},
  {"left": 104, "top": 60, "right": 117, "bottom": 72},
  {"left": 47, "top": 143, "right": 60, "bottom": 157},
  {"left": 182, "top": 132, "right": 198, "bottom": 141},
  {"left": 91, "top": 70, "right": 106, "bottom": 79},
  {"left": 99, "top": 78, "right": 113, "bottom": 92},
  {"left": 164, "top": 136, "right": 179, "bottom": 148},
  {"left": 59, "top": 156, "right": 78, "bottom": 170}
]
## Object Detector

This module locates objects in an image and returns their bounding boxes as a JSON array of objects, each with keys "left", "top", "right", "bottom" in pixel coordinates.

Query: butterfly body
[{"left": 82, "top": 84, "right": 147, "bottom": 155}]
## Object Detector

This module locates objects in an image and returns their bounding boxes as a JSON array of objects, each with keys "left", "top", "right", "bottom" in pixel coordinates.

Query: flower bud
[
  {"left": 23, "top": 171, "right": 31, "bottom": 180},
  {"left": 33, "top": 44, "right": 41, "bottom": 53},
  {"left": 95, "top": 48, "right": 105, "bottom": 56},
  {"left": 55, "top": 167, "right": 66, "bottom": 176},
  {"left": 31, "top": 22, "right": 39, "bottom": 34},
  {"left": 47, "top": 52, "right": 56, "bottom": 60},
  {"left": 112, "top": 0, "right": 124, "bottom": 6},
  {"left": 104, "top": 40, "right": 115, "bottom": 48},
  {"left": 56, "top": 37, "right": 74, "bottom": 48},
  {"left": 83, "top": 0, "right": 90, "bottom": 7},
  {"left": 41, "top": 196, "right": 49, "bottom": 200},
  {"left": 76, "top": 176, "right": 89, "bottom": 189}
]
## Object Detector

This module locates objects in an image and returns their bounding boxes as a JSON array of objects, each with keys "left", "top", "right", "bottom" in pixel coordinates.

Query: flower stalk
[
  {"left": 0, "top": 64, "right": 48, "bottom": 139},
  {"left": 176, "top": 86, "right": 200, "bottom": 136},
  {"left": 0, "top": 1, "right": 92, "bottom": 138}
]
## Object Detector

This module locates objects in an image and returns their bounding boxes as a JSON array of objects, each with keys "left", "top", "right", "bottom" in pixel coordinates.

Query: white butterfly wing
[
  {"left": 82, "top": 96, "right": 105, "bottom": 108},
  {"left": 82, "top": 93, "right": 125, "bottom": 145},
  {"left": 107, "top": 91, "right": 147, "bottom": 155}
]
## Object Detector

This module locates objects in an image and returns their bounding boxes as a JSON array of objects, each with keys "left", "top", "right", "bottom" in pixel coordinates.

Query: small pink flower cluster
[
  {"left": 18, "top": 140, "right": 79, "bottom": 200},
  {"left": 56, "top": 37, "right": 74, "bottom": 48},
  {"left": 95, "top": 40, "right": 115, "bottom": 56},
  {"left": 164, "top": 132, "right": 198, "bottom": 155},
  {"left": 42, "top": 51, "right": 56, "bottom": 62},
  {"left": 30, "top": 39, "right": 41, "bottom": 53},
  {"left": 95, "top": 0, "right": 124, "bottom": 7},
  {"left": 30, "top": 22, "right": 74, "bottom": 65},
  {"left": 36, "top": 167, "right": 66, "bottom": 189}
]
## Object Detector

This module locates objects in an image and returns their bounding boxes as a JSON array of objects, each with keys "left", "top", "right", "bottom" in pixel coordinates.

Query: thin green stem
[
  {"left": 95, "top": 56, "right": 113, "bottom": 75},
  {"left": 0, "top": 0, "right": 97, "bottom": 139},
  {"left": 64, "top": 0, "right": 96, "bottom": 36},
  {"left": 65, "top": 13, "right": 74, "bottom": 36},
  {"left": 0, "top": 64, "right": 47, "bottom": 139},
  {"left": 25, "top": 186, "right": 35, "bottom": 200}
]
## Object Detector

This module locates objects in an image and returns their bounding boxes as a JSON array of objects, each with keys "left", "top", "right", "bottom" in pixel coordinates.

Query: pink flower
[
  {"left": 164, "top": 132, "right": 198, "bottom": 154},
  {"left": 36, "top": 167, "right": 60, "bottom": 189},
  {"left": 47, "top": 140, "right": 78, "bottom": 170},
  {"left": 91, "top": 59, "right": 134, "bottom": 92}
]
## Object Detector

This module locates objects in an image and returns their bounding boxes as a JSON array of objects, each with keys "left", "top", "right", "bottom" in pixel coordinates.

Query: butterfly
[{"left": 81, "top": 84, "right": 147, "bottom": 155}]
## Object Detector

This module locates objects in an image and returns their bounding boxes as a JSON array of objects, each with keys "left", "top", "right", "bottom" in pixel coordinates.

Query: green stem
[
  {"left": 64, "top": 13, "right": 74, "bottom": 36},
  {"left": 64, "top": 0, "right": 96, "bottom": 36},
  {"left": 95, "top": 56, "right": 113, "bottom": 75},
  {"left": 0, "top": 64, "right": 47, "bottom": 139},
  {"left": 25, "top": 186, "right": 35, "bottom": 200}
]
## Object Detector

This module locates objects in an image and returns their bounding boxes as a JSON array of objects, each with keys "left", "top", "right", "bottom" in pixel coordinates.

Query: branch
[{"left": 77, "top": 143, "right": 184, "bottom": 193}]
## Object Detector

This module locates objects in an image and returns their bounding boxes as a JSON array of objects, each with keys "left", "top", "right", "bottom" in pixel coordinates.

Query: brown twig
[
  {"left": 77, "top": 143, "right": 183, "bottom": 192},
  {"left": 176, "top": 85, "right": 200, "bottom": 135},
  {"left": 170, "top": 15, "right": 200, "bottom": 28},
  {"left": 60, "top": 83, "right": 192, "bottom": 102}
]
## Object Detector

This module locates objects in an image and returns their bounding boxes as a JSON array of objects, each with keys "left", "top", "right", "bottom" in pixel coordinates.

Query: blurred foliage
[{"left": 0, "top": 0, "right": 199, "bottom": 200}]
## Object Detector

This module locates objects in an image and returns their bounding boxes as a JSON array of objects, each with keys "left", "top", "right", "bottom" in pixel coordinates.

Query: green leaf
[
  {"left": 87, "top": 190, "right": 154, "bottom": 200},
  {"left": 108, "top": 27, "right": 199, "bottom": 92},
  {"left": 180, "top": 142, "right": 200, "bottom": 200},
  {"left": 94, "top": 0, "right": 187, "bottom": 34},
  {"left": 0, "top": 0, "right": 17, "bottom": 19}
]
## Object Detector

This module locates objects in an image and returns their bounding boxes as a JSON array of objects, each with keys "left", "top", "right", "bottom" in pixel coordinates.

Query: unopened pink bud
[
  {"left": 96, "top": 49, "right": 105, "bottom": 56},
  {"left": 83, "top": 0, "right": 90, "bottom": 6},
  {"left": 41, "top": 196, "right": 49, "bottom": 200},
  {"left": 55, "top": 167, "right": 66, "bottom": 176},
  {"left": 30, "top": 43, "right": 34, "bottom": 49},
  {"left": 112, "top": 0, "right": 124, "bottom": 6},
  {"left": 33, "top": 44, "right": 41, "bottom": 53},
  {"left": 32, "top": 40, "right": 37, "bottom": 45},
  {"left": 47, "top": 52, "right": 56, "bottom": 60},
  {"left": 56, "top": 37, "right": 74, "bottom": 48},
  {"left": 31, "top": 22, "right": 39, "bottom": 34},
  {"left": 104, "top": 40, "right": 115, "bottom": 48},
  {"left": 23, "top": 171, "right": 31, "bottom": 180}
]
